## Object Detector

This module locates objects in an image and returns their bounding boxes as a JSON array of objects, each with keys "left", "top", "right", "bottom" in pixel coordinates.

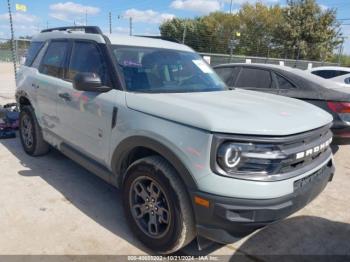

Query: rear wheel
[
  {"left": 123, "top": 156, "right": 195, "bottom": 254},
  {"left": 19, "top": 106, "right": 50, "bottom": 156}
]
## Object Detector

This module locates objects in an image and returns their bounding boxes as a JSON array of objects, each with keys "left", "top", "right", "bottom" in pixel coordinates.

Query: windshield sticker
[{"left": 192, "top": 60, "right": 213, "bottom": 74}]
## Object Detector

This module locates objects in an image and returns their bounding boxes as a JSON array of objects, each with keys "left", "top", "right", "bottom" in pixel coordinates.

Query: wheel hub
[
  {"left": 129, "top": 176, "right": 171, "bottom": 238},
  {"left": 21, "top": 114, "right": 33, "bottom": 148}
]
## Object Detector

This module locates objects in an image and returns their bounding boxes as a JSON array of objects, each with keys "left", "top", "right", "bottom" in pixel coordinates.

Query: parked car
[
  {"left": 17, "top": 26, "right": 334, "bottom": 254},
  {"left": 309, "top": 66, "right": 350, "bottom": 88},
  {"left": 214, "top": 63, "right": 350, "bottom": 145}
]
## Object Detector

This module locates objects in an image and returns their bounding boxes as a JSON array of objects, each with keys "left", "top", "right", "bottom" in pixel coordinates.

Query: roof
[
  {"left": 106, "top": 34, "right": 193, "bottom": 52},
  {"left": 32, "top": 31, "right": 106, "bottom": 43},
  {"left": 31, "top": 30, "right": 193, "bottom": 52},
  {"left": 309, "top": 66, "right": 350, "bottom": 72}
]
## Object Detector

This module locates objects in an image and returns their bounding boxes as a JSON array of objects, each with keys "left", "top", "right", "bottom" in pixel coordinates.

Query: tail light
[{"left": 327, "top": 102, "right": 350, "bottom": 113}]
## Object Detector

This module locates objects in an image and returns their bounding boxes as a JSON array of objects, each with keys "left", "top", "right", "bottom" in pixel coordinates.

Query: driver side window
[{"left": 67, "top": 41, "right": 111, "bottom": 86}]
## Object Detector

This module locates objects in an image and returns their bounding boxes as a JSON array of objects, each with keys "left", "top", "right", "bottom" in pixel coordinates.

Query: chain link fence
[
  {"left": 0, "top": 38, "right": 30, "bottom": 63},
  {"left": 199, "top": 52, "right": 339, "bottom": 69}
]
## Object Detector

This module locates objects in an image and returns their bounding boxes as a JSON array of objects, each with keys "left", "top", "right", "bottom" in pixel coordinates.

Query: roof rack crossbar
[{"left": 41, "top": 26, "right": 102, "bottom": 34}]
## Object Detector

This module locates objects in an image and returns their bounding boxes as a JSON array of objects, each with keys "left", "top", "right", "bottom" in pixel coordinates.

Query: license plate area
[{"left": 293, "top": 165, "right": 328, "bottom": 191}]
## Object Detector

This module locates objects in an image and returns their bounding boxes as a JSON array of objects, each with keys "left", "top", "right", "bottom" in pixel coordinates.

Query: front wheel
[{"left": 122, "top": 156, "right": 195, "bottom": 254}]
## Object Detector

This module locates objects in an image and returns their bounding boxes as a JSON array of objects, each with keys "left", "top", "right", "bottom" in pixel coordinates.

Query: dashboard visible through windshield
[{"left": 111, "top": 45, "right": 226, "bottom": 93}]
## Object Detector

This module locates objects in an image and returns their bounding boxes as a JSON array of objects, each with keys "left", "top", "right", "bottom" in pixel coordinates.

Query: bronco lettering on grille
[{"left": 295, "top": 137, "right": 332, "bottom": 160}]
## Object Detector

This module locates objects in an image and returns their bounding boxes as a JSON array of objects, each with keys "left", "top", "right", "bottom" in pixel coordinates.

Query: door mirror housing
[{"left": 73, "top": 72, "right": 111, "bottom": 92}]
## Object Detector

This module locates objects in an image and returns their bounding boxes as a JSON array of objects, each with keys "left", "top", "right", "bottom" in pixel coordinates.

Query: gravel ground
[{"left": 0, "top": 62, "right": 349, "bottom": 260}]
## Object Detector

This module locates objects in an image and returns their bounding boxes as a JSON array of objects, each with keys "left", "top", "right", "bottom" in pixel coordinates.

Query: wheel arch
[
  {"left": 111, "top": 136, "right": 197, "bottom": 191},
  {"left": 16, "top": 91, "right": 32, "bottom": 110}
]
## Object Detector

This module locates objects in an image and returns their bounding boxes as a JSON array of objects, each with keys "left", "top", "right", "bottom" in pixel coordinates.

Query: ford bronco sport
[{"left": 16, "top": 26, "right": 334, "bottom": 254}]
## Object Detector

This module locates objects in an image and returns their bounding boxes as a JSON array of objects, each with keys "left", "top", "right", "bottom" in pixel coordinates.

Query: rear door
[
  {"left": 272, "top": 72, "right": 319, "bottom": 100},
  {"left": 273, "top": 72, "right": 301, "bottom": 98},
  {"left": 272, "top": 71, "right": 329, "bottom": 114},
  {"left": 233, "top": 67, "right": 279, "bottom": 95},
  {"left": 36, "top": 40, "right": 70, "bottom": 132}
]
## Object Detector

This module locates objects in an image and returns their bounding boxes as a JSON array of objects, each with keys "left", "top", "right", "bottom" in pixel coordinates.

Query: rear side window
[
  {"left": 215, "top": 67, "right": 240, "bottom": 86},
  {"left": 312, "top": 70, "right": 349, "bottom": 79},
  {"left": 67, "top": 41, "right": 110, "bottom": 86},
  {"left": 24, "top": 41, "right": 43, "bottom": 67},
  {"left": 39, "top": 41, "right": 68, "bottom": 78},
  {"left": 275, "top": 74, "right": 296, "bottom": 89},
  {"left": 235, "top": 68, "right": 272, "bottom": 89}
]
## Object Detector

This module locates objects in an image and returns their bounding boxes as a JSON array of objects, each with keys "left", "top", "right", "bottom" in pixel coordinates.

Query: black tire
[
  {"left": 123, "top": 155, "right": 196, "bottom": 254},
  {"left": 19, "top": 105, "right": 50, "bottom": 156}
]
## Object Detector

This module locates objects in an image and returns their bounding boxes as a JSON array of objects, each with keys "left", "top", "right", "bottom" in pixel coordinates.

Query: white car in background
[{"left": 309, "top": 66, "right": 350, "bottom": 88}]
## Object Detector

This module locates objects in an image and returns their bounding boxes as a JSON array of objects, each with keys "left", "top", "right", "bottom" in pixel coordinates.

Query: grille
[{"left": 276, "top": 125, "right": 332, "bottom": 175}]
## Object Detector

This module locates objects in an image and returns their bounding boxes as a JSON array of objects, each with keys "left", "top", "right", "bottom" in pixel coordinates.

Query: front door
[{"left": 56, "top": 40, "right": 114, "bottom": 164}]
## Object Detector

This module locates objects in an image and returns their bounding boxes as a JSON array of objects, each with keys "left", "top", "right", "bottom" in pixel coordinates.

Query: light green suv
[{"left": 16, "top": 26, "right": 334, "bottom": 254}]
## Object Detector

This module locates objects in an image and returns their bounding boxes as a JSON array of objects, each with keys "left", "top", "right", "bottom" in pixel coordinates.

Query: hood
[{"left": 125, "top": 89, "right": 333, "bottom": 136}]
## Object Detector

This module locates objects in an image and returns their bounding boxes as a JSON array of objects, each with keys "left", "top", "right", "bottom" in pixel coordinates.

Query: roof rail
[{"left": 41, "top": 26, "right": 103, "bottom": 34}]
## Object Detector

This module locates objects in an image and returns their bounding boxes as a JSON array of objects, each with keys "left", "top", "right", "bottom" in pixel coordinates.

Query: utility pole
[
  {"left": 85, "top": 9, "right": 87, "bottom": 26},
  {"left": 182, "top": 23, "right": 187, "bottom": 44},
  {"left": 117, "top": 14, "right": 132, "bottom": 35},
  {"left": 338, "top": 37, "right": 345, "bottom": 65},
  {"left": 7, "top": 0, "right": 17, "bottom": 80},
  {"left": 230, "top": 0, "right": 233, "bottom": 14},
  {"left": 129, "top": 17, "right": 133, "bottom": 36},
  {"left": 109, "top": 12, "right": 112, "bottom": 34}
]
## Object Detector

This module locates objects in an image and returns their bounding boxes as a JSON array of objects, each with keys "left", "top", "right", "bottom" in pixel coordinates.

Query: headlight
[
  {"left": 219, "top": 143, "right": 241, "bottom": 168},
  {"left": 215, "top": 142, "right": 287, "bottom": 178}
]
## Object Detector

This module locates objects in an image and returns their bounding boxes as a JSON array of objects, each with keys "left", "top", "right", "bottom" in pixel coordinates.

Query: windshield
[{"left": 111, "top": 45, "right": 226, "bottom": 93}]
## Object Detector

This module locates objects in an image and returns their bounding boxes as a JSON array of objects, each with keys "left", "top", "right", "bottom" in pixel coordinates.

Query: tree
[
  {"left": 236, "top": 3, "right": 283, "bottom": 57},
  {"left": 160, "top": 13, "right": 240, "bottom": 54},
  {"left": 159, "top": 0, "right": 343, "bottom": 61},
  {"left": 274, "top": 0, "right": 342, "bottom": 60}
]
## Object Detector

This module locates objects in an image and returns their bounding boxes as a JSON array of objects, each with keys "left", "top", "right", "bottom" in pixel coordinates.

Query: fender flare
[
  {"left": 111, "top": 136, "right": 197, "bottom": 190},
  {"left": 16, "top": 90, "right": 31, "bottom": 105}
]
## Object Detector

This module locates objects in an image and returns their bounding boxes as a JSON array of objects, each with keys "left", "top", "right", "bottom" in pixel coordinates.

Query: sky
[{"left": 0, "top": 0, "right": 349, "bottom": 54}]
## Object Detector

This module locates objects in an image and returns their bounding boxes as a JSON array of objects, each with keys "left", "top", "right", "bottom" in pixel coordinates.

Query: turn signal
[{"left": 194, "top": 196, "right": 210, "bottom": 208}]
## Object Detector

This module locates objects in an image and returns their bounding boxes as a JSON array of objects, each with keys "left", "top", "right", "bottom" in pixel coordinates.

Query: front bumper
[{"left": 192, "top": 158, "right": 334, "bottom": 244}]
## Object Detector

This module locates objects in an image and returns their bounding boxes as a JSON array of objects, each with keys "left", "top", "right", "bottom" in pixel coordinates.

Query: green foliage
[
  {"left": 160, "top": 13, "right": 240, "bottom": 53},
  {"left": 277, "top": 0, "right": 342, "bottom": 60},
  {"left": 0, "top": 38, "right": 30, "bottom": 50},
  {"left": 330, "top": 54, "right": 350, "bottom": 67},
  {"left": 159, "top": 0, "right": 343, "bottom": 61}
]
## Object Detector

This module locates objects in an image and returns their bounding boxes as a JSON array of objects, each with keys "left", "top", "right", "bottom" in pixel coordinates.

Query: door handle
[
  {"left": 58, "top": 92, "right": 71, "bottom": 101},
  {"left": 31, "top": 83, "right": 39, "bottom": 88}
]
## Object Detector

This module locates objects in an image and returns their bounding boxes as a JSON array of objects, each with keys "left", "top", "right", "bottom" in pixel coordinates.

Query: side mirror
[{"left": 73, "top": 72, "right": 111, "bottom": 92}]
